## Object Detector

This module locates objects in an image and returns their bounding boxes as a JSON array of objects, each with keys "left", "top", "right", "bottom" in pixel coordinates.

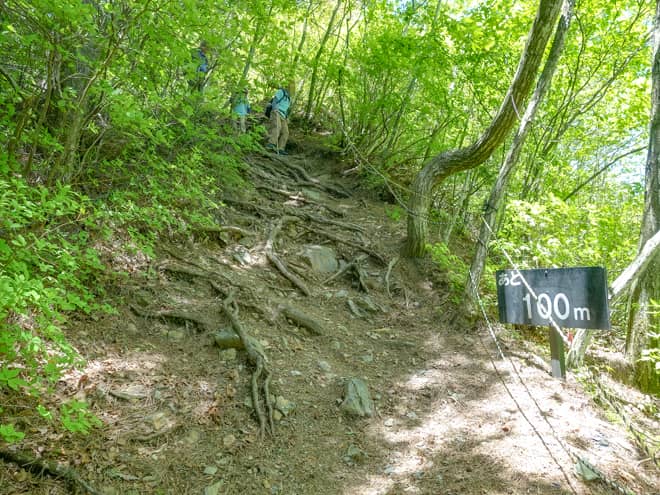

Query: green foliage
[
  {"left": 0, "top": 175, "right": 109, "bottom": 440},
  {"left": 0, "top": 423, "right": 25, "bottom": 444},
  {"left": 60, "top": 400, "right": 102, "bottom": 434},
  {"left": 494, "top": 193, "right": 640, "bottom": 276},
  {"left": 638, "top": 299, "right": 660, "bottom": 380},
  {"left": 385, "top": 205, "right": 404, "bottom": 222},
  {"left": 427, "top": 242, "right": 469, "bottom": 303}
]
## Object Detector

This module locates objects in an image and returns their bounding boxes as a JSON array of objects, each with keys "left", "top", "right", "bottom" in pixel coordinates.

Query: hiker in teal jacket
[
  {"left": 232, "top": 88, "right": 250, "bottom": 133},
  {"left": 266, "top": 85, "right": 292, "bottom": 155}
]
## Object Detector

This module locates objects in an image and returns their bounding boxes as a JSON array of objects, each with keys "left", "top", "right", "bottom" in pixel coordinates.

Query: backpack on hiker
[{"left": 265, "top": 89, "right": 289, "bottom": 118}]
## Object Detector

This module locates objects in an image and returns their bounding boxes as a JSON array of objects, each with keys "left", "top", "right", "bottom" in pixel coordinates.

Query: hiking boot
[
  {"left": 277, "top": 149, "right": 288, "bottom": 155},
  {"left": 266, "top": 143, "right": 277, "bottom": 152}
]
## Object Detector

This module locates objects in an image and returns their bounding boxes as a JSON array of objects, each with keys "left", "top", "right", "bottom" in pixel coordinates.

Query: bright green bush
[
  {"left": 427, "top": 241, "right": 469, "bottom": 303},
  {"left": 0, "top": 177, "right": 108, "bottom": 442}
]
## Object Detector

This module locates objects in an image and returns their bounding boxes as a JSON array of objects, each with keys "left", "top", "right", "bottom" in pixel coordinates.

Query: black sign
[{"left": 496, "top": 267, "right": 610, "bottom": 330}]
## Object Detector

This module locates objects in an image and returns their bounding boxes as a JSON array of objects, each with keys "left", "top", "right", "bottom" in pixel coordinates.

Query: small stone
[
  {"left": 318, "top": 360, "right": 332, "bottom": 372},
  {"left": 340, "top": 378, "right": 374, "bottom": 417},
  {"left": 183, "top": 428, "right": 201, "bottom": 446},
  {"left": 220, "top": 348, "right": 237, "bottom": 361},
  {"left": 360, "top": 354, "right": 374, "bottom": 363},
  {"left": 262, "top": 479, "right": 271, "bottom": 489},
  {"left": 166, "top": 328, "right": 185, "bottom": 341},
  {"left": 275, "top": 396, "right": 296, "bottom": 416},
  {"left": 345, "top": 445, "right": 368, "bottom": 464},
  {"left": 145, "top": 411, "right": 171, "bottom": 431},
  {"left": 273, "top": 410, "right": 283, "bottom": 422},
  {"left": 111, "top": 384, "right": 149, "bottom": 401},
  {"left": 204, "top": 481, "right": 225, "bottom": 495},
  {"left": 222, "top": 434, "right": 236, "bottom": 448},
  {"left": 384, "top": 418, "right": 395, "bottom": 427},
  {"left": 203, "top": 466, "right": 218, "bottom": 475},
  {"left": 289, "top": 370, "right": 303, "bottom": 376}
]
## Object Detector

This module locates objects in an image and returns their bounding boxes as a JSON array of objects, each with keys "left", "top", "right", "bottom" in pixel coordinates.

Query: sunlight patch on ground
[
  {"left": 344, "top": 355, "right": 571, "bottom": 495},
  {"left": 61, "top": 351, "right": 167, "bottom": 389}
]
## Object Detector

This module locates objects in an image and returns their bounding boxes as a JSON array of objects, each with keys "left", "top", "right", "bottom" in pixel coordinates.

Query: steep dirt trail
[{"left": 1, "top": 137, "right": 657, "bottom": 495}]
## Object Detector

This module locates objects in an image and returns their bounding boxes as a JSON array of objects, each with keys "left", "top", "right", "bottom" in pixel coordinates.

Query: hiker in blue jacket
[
  {"left": 189, "top": 40, "right": 209, "bottom": 92},
  {"left": 266, "top": 83, "right": 293, "bottom": 155},
  {"left": 232, "top": 87, "right": 250, "bottom": 133}
]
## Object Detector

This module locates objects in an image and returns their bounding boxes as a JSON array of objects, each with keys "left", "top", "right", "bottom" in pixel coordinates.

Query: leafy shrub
[
  {"left": 0, "top": 177, "right": 109, "bottom": 442},
  {"left": 427, "top": 242, "right": 469, "bottom": 303}
]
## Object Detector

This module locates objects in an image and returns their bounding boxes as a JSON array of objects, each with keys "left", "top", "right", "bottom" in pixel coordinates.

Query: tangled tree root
[
  {"left": 0, "top": 448, "right": 100, "bottom": 494},
  {"left": 220, "top": 288, "right": 274, "bottom": 438}
]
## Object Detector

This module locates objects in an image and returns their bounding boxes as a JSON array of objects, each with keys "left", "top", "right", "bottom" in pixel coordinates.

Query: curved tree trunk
[
  {"left": 403, "top": 0, "right": 563, "bottom": 257},
  {"left": 466, "top": 0, "right": 574, "bottom": 304}
]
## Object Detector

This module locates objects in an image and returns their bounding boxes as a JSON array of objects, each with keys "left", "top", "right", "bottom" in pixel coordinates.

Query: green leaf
[{"left": 0, "top": 424, "right": 25, "bottom": 443}]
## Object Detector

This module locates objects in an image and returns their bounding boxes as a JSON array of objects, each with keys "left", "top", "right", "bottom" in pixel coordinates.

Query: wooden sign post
[
  {"left": 496, "top": 267, "right": 610, "bottom": 379},
  {"left": 548, "top": 327, "right": 566, "bottom": 379}
]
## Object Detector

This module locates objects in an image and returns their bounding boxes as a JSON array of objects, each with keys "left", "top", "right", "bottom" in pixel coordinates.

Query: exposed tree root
[
  {"left": 385, "top": 256, "right": 399, "bottom": 297},
  {"left": 226, "top": 197, "right": 363, "bottom": 235},
  {"left": 298, "top": 211, "right": 364, "bottom": 233},
  {"left": 256, "top": 185, "right": 345, "bottom": 217},
  {"left": 304, "top": 226, "right": 386, "bottom": 264},
  {"left": 130, "top": 304, "right": 213, "bottom": 331},
  {"left": 324, "top": 254, "right": 370, "bottom": 292},
  {"left": 220, "top": 288, "right": 273, "bottom": 438},
  {"left": 156, "top": 258, "right": 210, "bottom": 279},
  {"left": 293, "top": 179, "right": 351, "bottom": 199},
  {"left": 266, "top": 216, "right": 311, "bottom": 296},
  {"left": 278, "top": 304, "right": 324, "bottom": 335},
  {"left": 0, "top": 448, "right": 100, "bottom": 495}
]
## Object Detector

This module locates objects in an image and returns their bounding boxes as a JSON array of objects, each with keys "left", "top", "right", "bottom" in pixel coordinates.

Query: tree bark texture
[
  {"left": 403, "top": 0, "right": 564, "bottom": 257},
  {"left": 624, "top": 0, "right": 660, "bottom": 393}
]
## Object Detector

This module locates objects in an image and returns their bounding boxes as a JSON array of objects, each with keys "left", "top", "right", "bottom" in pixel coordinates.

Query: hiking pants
[
  {"left": 268, "top": 111, "right": 289, "bottom": 150},
  {"left": 233, "top": 114, "right": 247, "bottom": 133}
]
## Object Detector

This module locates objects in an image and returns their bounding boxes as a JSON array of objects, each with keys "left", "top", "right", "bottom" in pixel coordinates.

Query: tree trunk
[
  {"left": 305, "top": 0, "right": 342, "bottom": 119},
  {"left": 466, "top": 0, "right": 574, "bottom": 304},
  {"left": 240, "top": 5, "right": 273, "bottom": 84},
  {"left": 566, "top": 231, "right": 660, "bottom": 368},
  {"left": 404, "top": 0, "right": 563, "bottom": 257},
  {"left": 624, "top": 0, "right": 660, "bottom": 393}
]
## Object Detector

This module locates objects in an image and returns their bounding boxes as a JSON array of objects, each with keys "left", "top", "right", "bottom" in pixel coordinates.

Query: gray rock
[
  {"left": 344, "top": 444, "right": 368, "bottom": 464},
  {"left": 355, "top": 296, "right": 379, "bottom": 313},
  {"left": 274, "top": 396, "right": 296, "bottom": 416},
  {"left": 301, "top": 188, "right": 323, "bottom": 201},
  {"left": 318, "top": 360, "right": 332, "bottom": 373},
  {"left": 220, "top": 348, "right": 237, "bottom": 361},
  {"left": 340, "top": 378, "right": 374, "bottom": 417},
  {"left": 301, "top": 245, "right": 339, "bottom": 273},
  {"left": 204, "top": 466, "right": 218, "bottom": 475},
  {"left": 204, "top": 481, "right": 225, "bottom": 495}
]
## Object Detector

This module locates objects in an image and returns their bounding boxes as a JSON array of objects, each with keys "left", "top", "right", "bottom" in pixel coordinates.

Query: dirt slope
[{"left": 1, "top": 135, "right": 658, "bottom": 495}]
